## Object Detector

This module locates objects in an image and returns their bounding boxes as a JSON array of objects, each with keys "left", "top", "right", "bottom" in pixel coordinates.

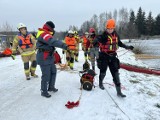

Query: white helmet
[
  {"left": 85, "top": 32, "right": 89, "bottom": 35},
  {"left": 17, "top": 23, "right": 26, "bottom": 30},
  {"left": 68, "top": 30, "right": 74, "bottom": 34}
]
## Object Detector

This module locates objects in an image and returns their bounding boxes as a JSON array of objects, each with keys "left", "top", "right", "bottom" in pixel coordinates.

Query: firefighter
[
  {"left": 96, "top": 19, "right": 134, "bottom": 97},
  {"left": 81, "top": 32, "right": 90, "bottom": 61},
  {"left": 63, "top": 30, "right": 77, "bottom": 70},
  {"left": 36, "top": 21, "right": 68, "bottom": 98},
  {"left": 88, "top": 28, "right": 99, "bottom": 71},
  {"left": 12, "top": 23, "right": 38, "bottom": 80}
]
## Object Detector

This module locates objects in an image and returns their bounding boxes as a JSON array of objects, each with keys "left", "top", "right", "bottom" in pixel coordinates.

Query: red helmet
[{"left": 89, "top": 28, "right": 95, "bottom": 33}]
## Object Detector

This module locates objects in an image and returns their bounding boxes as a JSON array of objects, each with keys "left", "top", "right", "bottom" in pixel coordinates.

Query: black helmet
[{"left": 46, "top": 21, "right": 55, "bottom": 29}]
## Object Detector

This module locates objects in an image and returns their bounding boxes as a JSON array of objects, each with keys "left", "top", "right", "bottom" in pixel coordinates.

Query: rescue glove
[
  {"left": 11, "top": 54, "right": 16, "bottom": 60},
  {"left": 128, "top": 45, "right": 134, "bottom": 50},
  {"left": 66, "top": 46, "right": 71, "bottom": 54},
  {"left": 62, "top": 50, "right": 65, "bottom": 54}
]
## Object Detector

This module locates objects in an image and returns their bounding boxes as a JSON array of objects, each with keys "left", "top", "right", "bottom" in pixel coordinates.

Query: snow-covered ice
[{"left": 0, "top": 46, "right": 160, "bottom": 120}]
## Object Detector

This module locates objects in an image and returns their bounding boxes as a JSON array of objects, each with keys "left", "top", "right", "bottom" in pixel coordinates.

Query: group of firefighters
[{"left": 11, "top": 19, "right": 134, "bottom": 98}]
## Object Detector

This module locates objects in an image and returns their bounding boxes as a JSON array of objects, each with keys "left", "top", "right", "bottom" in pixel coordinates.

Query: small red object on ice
[{"left": 65, "top": 101, "right": 80, "bottom": 109}]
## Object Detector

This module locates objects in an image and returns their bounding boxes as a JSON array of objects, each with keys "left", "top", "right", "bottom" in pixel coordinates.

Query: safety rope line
[
  {"left": 78, "top": 85, "right": 83, "bottom": 101},
  {"left": 118, "top": 50, "right": 130, "bottom": 58},
  {"left": 105, "top": 88, "right": 131, "bottom": 120},
  {"left": 94, "top": 76, "right": 130, "bottom": 120}
]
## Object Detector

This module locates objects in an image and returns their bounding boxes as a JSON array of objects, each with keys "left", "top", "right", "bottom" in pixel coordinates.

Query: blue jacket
[{"left": 36, "top": 28, "right": 67, "bottom": 65}]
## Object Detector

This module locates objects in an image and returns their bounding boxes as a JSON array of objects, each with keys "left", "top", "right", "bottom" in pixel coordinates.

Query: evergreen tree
[
  {"left": 154, "top": 14, "right": 160, "bottom": 35},
  {"left": 126, "top": 10, "right": 138, "bottom": 39},
  {"left": 146, "top": 12, "right": 154, "bottom": 36},
  {"left": 129, "top": 10, "right": 136, "bottom": 24},
  {"left": 135, "top": 7, "right": 146, "bottom": 36}
]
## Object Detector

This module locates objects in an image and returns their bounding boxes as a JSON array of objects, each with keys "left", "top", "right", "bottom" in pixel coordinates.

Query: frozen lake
[{"left": 127, "top": 39, "right": 160, "bottom": 69}]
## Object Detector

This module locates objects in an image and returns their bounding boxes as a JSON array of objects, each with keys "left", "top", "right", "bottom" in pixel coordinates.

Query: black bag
[{"left": 83, "top": 61, "right": 90, "bottom": 71}]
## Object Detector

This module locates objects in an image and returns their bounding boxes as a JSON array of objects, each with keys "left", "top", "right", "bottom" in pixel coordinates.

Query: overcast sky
[{"left": 0, "top": 0, "right": 160, "bottom": 31}]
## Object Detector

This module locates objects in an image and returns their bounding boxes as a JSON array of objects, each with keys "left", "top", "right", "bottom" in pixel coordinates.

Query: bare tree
[
  {"left": 113, "top": 9, "right": 118, "bottom": 22},
  {"left": 99, "top": 12, "right": 106, "bottom": 33},
  {"left": 80, "top": 20, "right": 90, "bottom": 33},
  {"left": 90, "top": 14, "right": 99, "bottom": 32},
  {"left": 0, "top": 22, "right": 14, "bottom": 48},
  {"left": 107, "top": 11, "right": 112, "bottom": 19},
  {"left": 117, "top": 8, "right": 129, "bottom": 38}
]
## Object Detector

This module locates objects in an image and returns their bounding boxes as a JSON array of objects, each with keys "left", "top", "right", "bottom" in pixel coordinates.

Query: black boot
[
  {"left": 41, "top": 91, "right": 51, "bottom": 98},
  {"left": 99, "top": 82, "right": 105, "bottom": 90},
  {"left": 92, "top": 66, "right": 95, "bottom": 71},
  {"left": 116, "top": 86, "right": 126, "bottom": 97},
  {"left": 99, "top": 73, "right": 106, "bottom": 90},
  {"left": 26, "top": 76, "right": 31, "bottom": 80},
  {"left": 48, "top": 87, "right": 58, "bottom": 92}
]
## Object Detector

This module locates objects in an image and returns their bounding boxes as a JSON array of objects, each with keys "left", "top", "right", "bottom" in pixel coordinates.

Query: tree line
[
  {"left": 68, "top": 7, "right": 160, "bottom": 39},
  {"left": 0, "top": 7, "right": 160, "bottom": 40}
]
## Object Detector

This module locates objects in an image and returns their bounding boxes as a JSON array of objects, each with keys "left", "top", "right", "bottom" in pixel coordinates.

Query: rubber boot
[
  {"left": 26, "top": 76, "right": 30, "bottom": 80},
  {"left": 116, "top": 86, "right": 126, "bottom": 97},
  {"left": 31, "top": 73, "right": 38, "bottom": 78},
  {"left": 92, "top": 66, "right": 95, "bottom": 71},
  {"left": 99, "top": 73, "right": 105, "bottom": 90},
  {"left": 41, "top": 91, "right": 51, "bottom": 98},
  {"left": 48, "top": 86, "right": 58, "bottom": 92}
]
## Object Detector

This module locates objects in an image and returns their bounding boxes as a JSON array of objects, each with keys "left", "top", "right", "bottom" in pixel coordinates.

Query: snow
[{"left": 0, "top": 45, "right": 160, "bottom": 120}]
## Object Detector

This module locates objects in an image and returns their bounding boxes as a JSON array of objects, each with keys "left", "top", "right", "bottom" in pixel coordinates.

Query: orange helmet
[
  {"left": 106, "top": 19, "right": 116, "bottom": 29},
  {"left": 89, "top": 28, "right": 95, "bottom": 33}
]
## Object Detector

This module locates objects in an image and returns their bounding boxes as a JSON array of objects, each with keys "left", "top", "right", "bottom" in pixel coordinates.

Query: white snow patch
[{"left": 0, "top": 45, "right": 160, "bottom": 120}]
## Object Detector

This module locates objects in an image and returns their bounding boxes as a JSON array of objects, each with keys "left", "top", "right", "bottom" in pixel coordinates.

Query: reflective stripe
[
  {"left": 12, "top": 49, "right": 16, "bottom": 51},
  {"left": 43, "top": 34, "right": 50, "bottom": 40},
  {"left": 70, "top": 63, "right": 74, "bottom": 67},
  {"left": 108, "top": 36, "right": 113, "bottom": 50},
  {"left": 14, "top": 39, "right": 18, "bottom": 43},
  {"left": 21, "top": 50, "right": 35, "bottom": 56},
  {"left": 100, "top": 34, "right": 118, "bottom": 52},
  {"left": 24, "top": 69, "right": 30, "bottom": 74},
  {"left": 36, "top": 31, "right": 44, "bottom": 38},
  {"left": 30, "top": 67, "right": 36, "bottom": 71}
]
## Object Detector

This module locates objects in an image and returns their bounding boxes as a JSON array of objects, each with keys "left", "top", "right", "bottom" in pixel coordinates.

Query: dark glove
[
  {"left": 12, "top": 53, "right": 17, "bottom": 55},
  {"left": 127, "top": 45, "right": 134, "bottom": 50},
  {"left": 129, "top": 45, "right": 134, "bottom": 50},
  {"left": 62, "top": 50, "right": 65, "bottom": 54},
  {"left": 66, "top": 46, "right": 71, "bottom": 54},
  {"left": 11, "top": 54, "right": 16, "bottom": 60}
]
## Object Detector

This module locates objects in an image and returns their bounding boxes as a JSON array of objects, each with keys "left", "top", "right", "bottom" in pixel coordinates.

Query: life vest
[
  {"left": 65, "top": 37, "right": 76, "bottom": 50},
  {"left": 36, "top": 28, "right": 55, "bottom": 60},
  {"left": 18, "top": 34, "right": 33, "bottom": 49},
  {"left": 82, "top": 36, "right": 88, "bottom": 48},
  {"left": 99, "top": 33, "right": 118, "bottom": 53}
]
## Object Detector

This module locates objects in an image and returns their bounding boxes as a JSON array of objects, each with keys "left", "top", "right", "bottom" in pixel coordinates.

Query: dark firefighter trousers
[
  {"left": 97, "top": 52, "right": 121, "bottom": 87},
  {"left": 40, "top": 64, "right": 57, "bottom": 93}
]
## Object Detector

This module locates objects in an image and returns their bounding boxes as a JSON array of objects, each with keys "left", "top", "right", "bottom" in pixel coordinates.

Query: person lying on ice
[
  {"left": 12, "top": 23, "right": 38, "bottom": 80},
  {"left": 95, "top": 19, "right": 134, "bottom": 97},
  {"left": 36, "top": 21, "right": 68, "bottom": 98}
]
